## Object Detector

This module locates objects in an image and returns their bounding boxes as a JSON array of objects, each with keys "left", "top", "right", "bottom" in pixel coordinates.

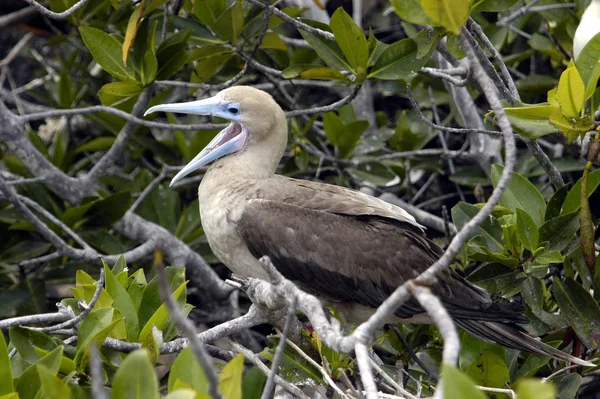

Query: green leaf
[
  {"left": 347, "top": 163, "right": 400, "bottom": 187},
  {"left": 138, "top": 281, "right": 187, "bottom": 341},
  {"left": 472, "top": 0, "right": 519, "bottom": 11},
  {"left": 451, "top": 202, "right": 504, "bottom": 251},
  {"left": 330, "top": 8, "right": 368, "bottom": 73},
  {"left": 491, "top": 164, "right": 546, "bottom": 227},
  {"left": 555, "top": 67, "right": 585, "bottom": 118},
  {"left": 212, "top": 1, "right": 244, "bottom": 45},
  {"left": 112, "top": 350, "right": 159, "bottom": 399},
  {"left": 0, "top": 332, "right": 13, "bottom": 395},
  {"left": 74, "top": 307, "right": 116, "bottom": 370},
  {"left": 575, "top": 31, "right": 600, "bottom": 100},
  {"left": 79, "top": 27, "right": 135, "bottom": 81},
  {"left": 441, "top": 364, "right": 486, "bottom": 399},
  {"left": 9, "top": 326, "right": 57, "bottom": 364},
  {"left": 98, "top": 81, "right": 143, "bottom": 106},
  {"left": 561, "top": 168, "right": 600, "bottom": 215},
  {"left": 501, "top": 103, "right": 558, "bottom": 139},
  {"left": 465, "top": 350, "right": 510, "bottom": 390},
  {"left": 538, "top": 211, "right": 579, "bottom": 252},
  {"left": 16, "top": 346, "right": 63, "bottom": 399},
  {"left": 123, "top": 1, "right": 145, "bottom": 65},
  {"left": 299, "top": 30, "right": 353, "bottom": 72},
  {"left": 368, "top": 38, "right": 431, "bottom": 80},
  {"left": 516, "top": 208, "right": 539, "bottom": 252},
  {"left": 545, "top": 183, "right": 570, "bottom": 221},
  {"left": 391, "top": 0, "right": 435, "bottom": 25},
  {"left": 322, "top": 112, "right": 368, "bottom": 158},
  {"left": 555, "top": 374, "right": 582, "bottom": 399},
  {"left": 137, "top": 267, "right": 185, "bottom": 328},
  {"left": 515, "top": 379, "right": 556, "bottom": 399},
  {"left": 103, "top": 262, "right": 139, "bottom": 341},
  {"left": 422, "top": 0, "right": 472, "bottom": 36},
  {"left": 168, "top": 346, "right": 209, "bottom": 394},
  {"left": 37, "top": 364, "right": 72, "bottom": 399},
  {"left": 219, "top": 354, "right": 244, "bottom": 399},
  {"left": 552, "top": 278, "right": 600, "bottom": 349},
  {"left": 535, "top": 250, "right": 564, "bottom": 265},
  {"left": 521, "top": 275, "right": 544, "bottom": 314},
  {"left": 156, "top": 30, "right": 192, "bottom": 80},
  {"left": 281, "top": 65, "right": 350, "bottom": 81}
]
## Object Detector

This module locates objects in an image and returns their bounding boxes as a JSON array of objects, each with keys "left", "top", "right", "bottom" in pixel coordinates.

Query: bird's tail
[{"left": 454, "top": 319, "right": 596, "bottom": 367}]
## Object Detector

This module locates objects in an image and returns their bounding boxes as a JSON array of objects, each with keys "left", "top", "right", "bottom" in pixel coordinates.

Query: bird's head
[{"left": 145, "top": 86, "right": 286, "bottom": 186}]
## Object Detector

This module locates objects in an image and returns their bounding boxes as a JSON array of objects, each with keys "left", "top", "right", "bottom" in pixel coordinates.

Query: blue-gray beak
[{"left": 144, "top": 96, "right": 247, "bottom": 187}]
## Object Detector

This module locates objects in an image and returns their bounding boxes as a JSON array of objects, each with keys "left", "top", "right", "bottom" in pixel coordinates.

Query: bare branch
[
  {"left": 284, "top": 337, "right": 351, "bottom": 399},
  {"left": 406, "top": 84, "right": 502, "bottom": 137},
  {"left": 0, "top": 6, "right": 37, "bottom": 29},
  {"left": 0, "top": 33, "right": 34, "bottom": 68},
  {"left": 90, "top": 343, "right": 107, "bottom": 399},
  {"left": 19, "top": 104, "right": 225, "bottom": 131},
  {"left": 262, "top": 297, "right": 298, "bottom": 399},
  {"left": 410, "top": 286, "right": 459, "bottom": 367},
  {"left": 245, "top": 0, "right": 334, "bottom": 41},
  {"left": 157, "top": 263, "right": 223, "bottom": 399},
  {"left": 285, "top": 85, "right": 361, "bottom": 118},
  {"left": 20, "top": 0, "right": 93, "bottom": 19},
  {"left": 229, "top": 340, "right": 311, "bottom": 399},
  {"left": 35, "top": 268, "right": 105, "bottom": 333}
]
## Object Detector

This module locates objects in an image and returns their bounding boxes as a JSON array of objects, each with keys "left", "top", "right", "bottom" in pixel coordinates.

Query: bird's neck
[{"left": 207, "top": 130, "right": 286, "bottom": 180}]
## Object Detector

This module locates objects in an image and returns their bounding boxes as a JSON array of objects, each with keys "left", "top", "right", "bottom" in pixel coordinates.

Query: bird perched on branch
[{"left": 145, "top": 86, "right": 593, "bottom": 367}]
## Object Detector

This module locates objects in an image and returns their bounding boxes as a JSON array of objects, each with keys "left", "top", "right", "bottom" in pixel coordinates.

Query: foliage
[{"left": 0, "top": 0, "right": 599, "bottom": 397}]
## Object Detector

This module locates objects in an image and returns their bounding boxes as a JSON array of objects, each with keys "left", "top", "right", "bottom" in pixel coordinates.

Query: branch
[
  {"left": 245, "top": 0, "right": 334, "bottom": 41},
  {"left": 285, "top": 85, "right": 361, "bottom": 117},
  {"left": 229, "top": 340, "right": 311, "bottom": 399},
  {"left": 35, "top": 268, "right": 105, "bottom": 333},
  {"left": 406, "top": 84, "right": 502, "bottom": 137},
  {"left": 85, "top": 88, "right": 152, "bottom": 183},
  {"left": 19, "top": 104, "right": 225, "bottom": 131},
  {"left": 20, "top": 0, "right": 93, "bottom": 19},
  {"left": 157, "top": 263, "right": 223, "bottom": 399},
  {"left": 261, "top": 297, "right": 298, "bottom": 399}
]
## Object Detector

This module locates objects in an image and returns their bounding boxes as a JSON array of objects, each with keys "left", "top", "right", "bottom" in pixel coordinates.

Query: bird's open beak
[{"left": 144, "top": 96, "right": 248, "bottom": 187}]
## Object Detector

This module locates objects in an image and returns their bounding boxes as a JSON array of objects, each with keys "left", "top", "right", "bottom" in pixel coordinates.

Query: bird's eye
[{"left": 228, "top": 107, "right": 239, "bottom": 115}]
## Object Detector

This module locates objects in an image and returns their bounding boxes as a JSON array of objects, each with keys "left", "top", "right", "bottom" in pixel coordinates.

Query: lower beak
[{"left": 169, "top": 123, "right": 248, "bottom": 186}]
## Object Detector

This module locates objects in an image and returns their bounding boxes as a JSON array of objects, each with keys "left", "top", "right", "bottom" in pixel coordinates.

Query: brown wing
[{"left": 237, "top": 199, "right": 525, "bottom": 323}]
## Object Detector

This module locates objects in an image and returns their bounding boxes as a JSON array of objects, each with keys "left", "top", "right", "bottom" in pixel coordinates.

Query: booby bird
[
  {"left": 574, "top": 0, "right": 600, "bottom": 59},
  {"left": 145, "top": 86, "right": 594, "bottom": 366}
]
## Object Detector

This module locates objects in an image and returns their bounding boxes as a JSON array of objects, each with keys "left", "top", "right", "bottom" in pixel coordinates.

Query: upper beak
[
  {"left": 144, "top": 96, "right": 222, "bottom": 117},
  {"left": 144, "top": 96, "right": 248, "bottom": 187}
]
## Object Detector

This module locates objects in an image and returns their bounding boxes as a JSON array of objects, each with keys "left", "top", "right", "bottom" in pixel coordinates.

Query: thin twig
[
  {"left": 285, "top": 338, "right": 351, "bottom": 399},
  {"left": 19, "top": 104, "right": 225, "bottom": 131},
  {"left": 262, "top": 297, "right": 298, "bottom": 399},
  {"left": 285, "top": 85, "right": 361, "bottom": 117},
  {"left": 368, "top": 358, "right": 419, "bottom": 399},
  {"left": 35, "top": 268, "right": 105, "bottom": 332},
  {"left": 156, "top": 263, "right": 223, "bottom": 399},
  {"left": 0, "top": 33, "right": 34, "bottom": 68},
  {"left": 406, "top": 84, "right": 501, "bottom": 137},
  {"left": 497, "top": 0, "right": 542, "bottom": 26},
  {"left": 245, "top": 0, "right": 334, "bottom": 40},
  {"left": 389, "top": 325, "right": 437, "bottom": 382},
  {"left": 211, "top": 0, "right": 271, "bottom": 90},
  {"left": 90, "top": 343, "right": 106, "bottom": 399},
  {"left": 228, "top": 340, "right": 311, "bottom": 399},
  {"left": 20, "top": 0, "right": 92, "bottom": 19}
]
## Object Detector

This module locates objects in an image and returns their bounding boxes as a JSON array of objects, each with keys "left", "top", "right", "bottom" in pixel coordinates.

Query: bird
[
  {"left": 573, "top": 0, "right": 600, "bottom": 60},
  {"left": 145, "top": 86, "right": 594, "bottom": 367}
]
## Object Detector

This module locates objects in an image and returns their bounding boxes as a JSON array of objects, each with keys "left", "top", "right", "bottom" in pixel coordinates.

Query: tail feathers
[{"left": 455, "top": 319, "right": 596, "bottom": 367}]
